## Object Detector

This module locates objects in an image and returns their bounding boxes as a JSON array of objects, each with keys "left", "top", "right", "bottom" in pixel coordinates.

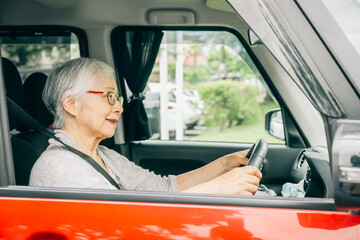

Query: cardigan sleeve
[{"left": 98, "top": 146, "right": 179, "bottom": 192}]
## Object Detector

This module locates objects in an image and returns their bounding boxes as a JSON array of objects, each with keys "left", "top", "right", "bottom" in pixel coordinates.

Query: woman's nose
[{"left": 113, "top": 98, "right": 124, "bottom": 114}]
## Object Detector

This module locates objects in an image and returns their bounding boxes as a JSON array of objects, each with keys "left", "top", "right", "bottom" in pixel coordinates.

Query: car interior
[{"left": 0, "top": 0, "right": 336, "bottom": 205}]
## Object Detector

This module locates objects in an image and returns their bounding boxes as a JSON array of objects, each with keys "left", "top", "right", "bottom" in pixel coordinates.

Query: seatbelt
[{"left": 6, "top": 97, "right": 121, "bottom": 190}]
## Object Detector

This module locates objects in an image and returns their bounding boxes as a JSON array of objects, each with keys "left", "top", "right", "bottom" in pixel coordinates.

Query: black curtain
[{"left": 116, "top": 30, "right": 163, "bottom": 141}]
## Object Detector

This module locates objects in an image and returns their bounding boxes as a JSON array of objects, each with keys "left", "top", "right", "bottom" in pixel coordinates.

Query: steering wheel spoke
[{"left": 246, "top": 139, "right": 268, "bottom": 170}]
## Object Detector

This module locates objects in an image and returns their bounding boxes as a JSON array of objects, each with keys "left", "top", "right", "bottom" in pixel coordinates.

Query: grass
[
  {"left": 193, "top": 121, "right": 284, "bottom": 144},
  {"left": 193, "top": 102, "right": 285, "bottom": 144},
  {"left": 149, "top": 102, "right": 285, "bottom": 144}
]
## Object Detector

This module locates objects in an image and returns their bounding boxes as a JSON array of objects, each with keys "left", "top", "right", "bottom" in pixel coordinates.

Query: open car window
[{"left": 121, "top": 29, "right": 285, "bottom": 144}]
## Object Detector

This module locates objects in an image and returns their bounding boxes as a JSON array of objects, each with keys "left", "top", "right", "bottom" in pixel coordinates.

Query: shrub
[
  {"left": 198, "top": 80, "right": 260, "bottom": 129},
  {"left": 184, "top": 65, "right": 210, "bottom": 83}
]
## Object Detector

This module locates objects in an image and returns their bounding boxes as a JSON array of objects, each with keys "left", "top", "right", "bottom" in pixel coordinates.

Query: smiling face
[{"left": 73, "top": 74, "right": 123, "bottom": 141}]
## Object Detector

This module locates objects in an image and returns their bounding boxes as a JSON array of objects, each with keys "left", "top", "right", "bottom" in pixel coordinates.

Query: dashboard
[{"left": 289, "top": 147, "right": 333, "bottom": 198}]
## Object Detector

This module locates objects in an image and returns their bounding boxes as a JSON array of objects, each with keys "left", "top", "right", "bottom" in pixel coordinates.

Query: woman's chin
[
  {"left": 92, "top": 126, "right": 116, "bottom": 141},
  {"left": 103, "top": 129, "right": 116, "bottom": 139}
]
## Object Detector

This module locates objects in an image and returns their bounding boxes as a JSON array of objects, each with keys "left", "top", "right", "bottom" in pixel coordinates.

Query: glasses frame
[{"left": 87, "top": 91, "right": 124, "bottom": 106}]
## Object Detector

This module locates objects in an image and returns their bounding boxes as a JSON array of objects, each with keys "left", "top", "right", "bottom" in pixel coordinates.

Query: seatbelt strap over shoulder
[{"left": 7, "top": 97, "right": 121, "bottom": 190}]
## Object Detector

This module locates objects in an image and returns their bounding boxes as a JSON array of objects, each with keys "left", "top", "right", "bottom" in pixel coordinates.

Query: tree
[
  {"left": 189, "top": 44, "right": 202, "bottom": 65},
  {"left": 2, "top": 44, "right": 71, "bottom": 67},
  {"left": 184, "top": 65, "right": 209, "bottom": 83},
  {"left": 208, "top": 46, "right": 255, "bottom": 80},
  {"left": 198, "top": 80, "right": 260, "bottom": 129},
  {"left": 183, "top": 31, "right": 262, "bottom": 80}
]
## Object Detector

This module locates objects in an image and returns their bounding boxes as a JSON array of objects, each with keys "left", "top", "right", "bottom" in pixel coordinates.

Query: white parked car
[{"left": 144, "top": 83, "right": 203, "bottom": 136}]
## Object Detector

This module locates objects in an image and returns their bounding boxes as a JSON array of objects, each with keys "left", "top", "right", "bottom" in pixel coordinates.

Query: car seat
[
  {"left": 2, "top": 57, "right": 24, "bottom": 131},
  {"left": 2, "top": 57, "right": 38, "bottom": 185},
  {"left": 2, "top": 57, "right": 49, "bottom": 185},
  {"left": 20, "top": 71, "right": 114, "bottom": 149},
  {"left": 3, "top": 57, "right": 114, "bottom": 185},
  {"left": 16, "top": 72, "right": 53, "bottom": 156},
  {"left": 22, "top": 72, "right": 54, "bottom": 130}
]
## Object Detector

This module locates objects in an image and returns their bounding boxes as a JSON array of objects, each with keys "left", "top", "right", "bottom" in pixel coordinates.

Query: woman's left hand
[
  {"left": 219, "top": 149, "right": 250, "bottom": 171},
  {"left": 177, "top": 148, "right": 253, "bottom": 192}
]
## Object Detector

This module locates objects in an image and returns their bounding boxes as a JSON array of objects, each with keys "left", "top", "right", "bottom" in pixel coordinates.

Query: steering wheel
[{"left": 246, "top": 139, "right": 268, "bottom": 170}]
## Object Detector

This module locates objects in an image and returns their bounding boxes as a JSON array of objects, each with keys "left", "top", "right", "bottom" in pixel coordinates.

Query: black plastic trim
[
  {"left": 282, "top": 105, "right": 308, "bottom": 148},
  {"left": 0, "top": 186, "right": 338, "bottom": 211},
  {"left": 304, "top": 150, "right": 333, "bottom": 198}
]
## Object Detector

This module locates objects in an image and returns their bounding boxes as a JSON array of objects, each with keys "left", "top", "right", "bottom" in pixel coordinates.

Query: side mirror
[
  {"left": 265, "top": 108, "right": 285, "bottom": 140},
  {"left": 332, "top": 120, "right": 360, "bottom": 211},
  {"left": 248, "top": 28, "right": 262, "bottom": 46}
]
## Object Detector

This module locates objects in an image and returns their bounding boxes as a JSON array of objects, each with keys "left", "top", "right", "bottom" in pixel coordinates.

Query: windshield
[
  {"left": 227, "top": 0, "right": 345, "bottom": 118},
  {"left": 321, "top": 0, "right": 360, "bottom": 55}
]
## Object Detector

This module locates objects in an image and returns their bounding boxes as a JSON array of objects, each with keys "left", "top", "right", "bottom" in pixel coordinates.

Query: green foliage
[
  {"left": 168, "top": 64, "right": 176, "bottom": 82},
  {"left": 184, "top": 65, "right": 210, "bottom": 83},
  {"left": 207, "top": 46, "right": 255, "bottom": 79},
  {"left": 2, "top": 44, "right": 71, "bottom": 66},
  {"left": 198, "top": 80, "right": 261, "bottom": 129},
  {"left": 194, "top": 120, "right": 284, "bottom": 144}
]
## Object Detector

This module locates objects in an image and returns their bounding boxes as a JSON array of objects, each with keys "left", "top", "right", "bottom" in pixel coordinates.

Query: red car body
[
  {"left": 1, "top": 197, "right": 359, "bottom": 239},
  {"left": 1, "top": 0, "right": 360, "bottom": 239}
]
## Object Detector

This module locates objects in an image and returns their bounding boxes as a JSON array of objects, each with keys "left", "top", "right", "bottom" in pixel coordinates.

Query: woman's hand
[
  {"left": 212, "top": 166, "right": 262, "bottom": 195},
  {"left": 182, "top": 166, "right": 262, "bottom": 195},
  {"left": 219, "top": 149, "right": 251, "bottom": 171},
  {"left": 177, "top": 148, "right": 262, "bottom": 195}
]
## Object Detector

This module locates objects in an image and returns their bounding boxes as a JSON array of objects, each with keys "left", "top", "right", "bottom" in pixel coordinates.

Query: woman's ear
[{"left": 62, "top": 96, "right": 78, "bottom": 116}]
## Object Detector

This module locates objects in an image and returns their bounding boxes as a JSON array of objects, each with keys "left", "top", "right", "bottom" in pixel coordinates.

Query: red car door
[
  {"left": 1, "top": 0, "right": 360, "bottom": 239},
  {"left": 1, "top": 196, "right": 359, "bottom": 239}
]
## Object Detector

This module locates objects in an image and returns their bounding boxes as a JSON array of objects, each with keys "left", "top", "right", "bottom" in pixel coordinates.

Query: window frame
[
  {"left": 0, "top": 26, "right": 321, "bottom": 211},
  {"left": 0, "top": 25, "right": 89, "bottom": 60},
  {"left": 111, "top": 26, "right": 307, "bottom": 147}
]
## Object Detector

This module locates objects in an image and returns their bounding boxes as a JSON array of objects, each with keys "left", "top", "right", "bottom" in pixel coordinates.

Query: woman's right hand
[{"left": 182, "top": 166, "right": 262, "bottom": 195}]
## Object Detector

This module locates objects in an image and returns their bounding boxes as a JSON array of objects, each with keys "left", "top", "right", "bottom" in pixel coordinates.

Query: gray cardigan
[{"left": 29, "top": 130, "right": 179, "bottom": 192}]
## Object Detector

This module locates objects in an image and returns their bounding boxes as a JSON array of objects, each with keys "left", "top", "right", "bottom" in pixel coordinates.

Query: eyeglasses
[{"left": 87, "top": 91, "right": 124, "bottom": 106}]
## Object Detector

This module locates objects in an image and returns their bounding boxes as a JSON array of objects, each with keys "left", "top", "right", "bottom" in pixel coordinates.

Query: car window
[
  {"left": 0, "top": 29, "right": 81, "bottom": 82},
  {"left": 321, "top": 0, "right": 360, "bottom": 55},
  {"left": 143, "top": 30, "right": 284, "bottom": 144}
]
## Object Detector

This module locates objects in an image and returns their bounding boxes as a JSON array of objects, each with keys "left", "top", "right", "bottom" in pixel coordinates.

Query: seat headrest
[
  {"left": 20, "top": 72, "right": 54, "bottom": 130},
  {"left": 2, "top": 57, "right": 24, "bottom": 131}
]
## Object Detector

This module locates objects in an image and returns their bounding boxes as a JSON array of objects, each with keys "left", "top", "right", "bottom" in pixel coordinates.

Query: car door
[{"left": 1, "top": 0, "right": 360, "bottom": 239}]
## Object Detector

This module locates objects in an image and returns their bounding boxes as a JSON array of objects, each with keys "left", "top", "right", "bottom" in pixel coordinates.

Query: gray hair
[{"left": 43, "top": 58, "right": 115, "bottom": 129}]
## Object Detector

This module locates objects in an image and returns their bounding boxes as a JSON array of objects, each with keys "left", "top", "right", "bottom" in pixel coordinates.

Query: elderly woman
[{"left": 29, "top": 58, "right": 262, "bottom": 195}]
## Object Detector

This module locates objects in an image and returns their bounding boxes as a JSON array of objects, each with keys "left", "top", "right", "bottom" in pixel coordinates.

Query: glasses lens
[
  {"left": 107, "top": 92, "right": 123, "bottom": 105},
  {"left": 107, "top": 92, "right": 117, "bottom": 105}
]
